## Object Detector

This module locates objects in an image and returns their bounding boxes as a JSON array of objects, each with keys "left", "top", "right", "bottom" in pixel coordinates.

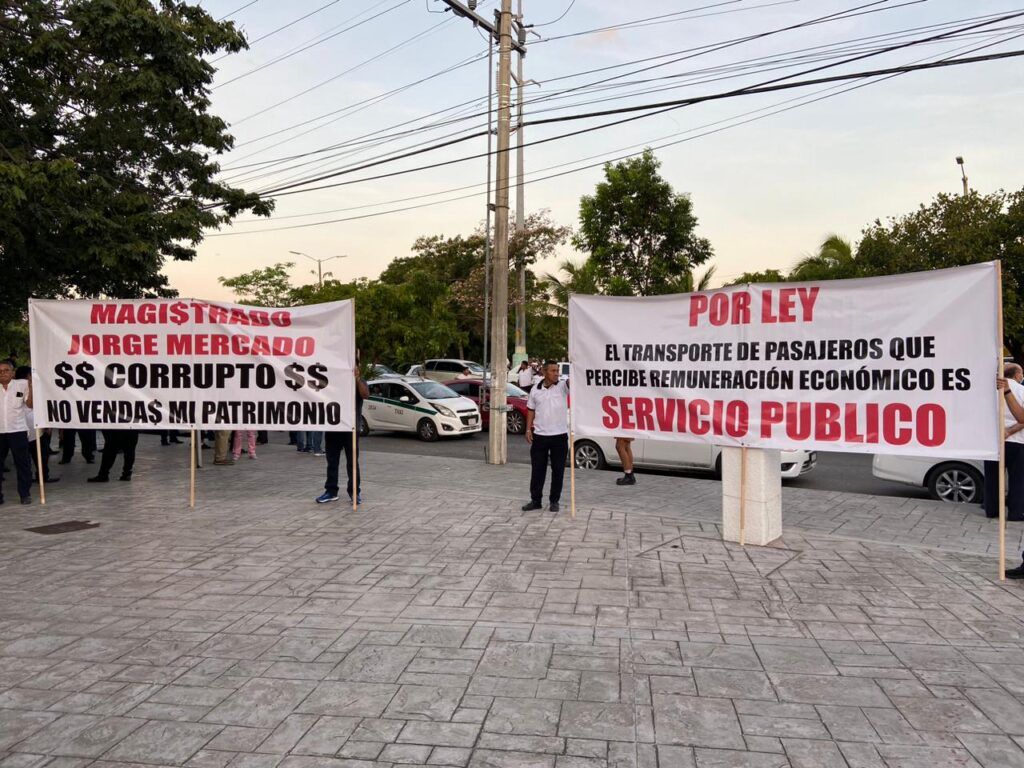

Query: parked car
[
  {"left": 404, "top": 364, "right": 424, "bottom": 378},
  {"left": 446, "top": 379, "right": 529, "bottom": 434},
  {"left": 423, "top": 358, "right": 486, "bottom": 383},
  {"left": 362, "top": 378, "right": 482, "bottom": 441},
  {"left": 370, "top": 364, "right": 402, "bottom": 379},
  {"left": 573, "top": 436, "right": 816, "bottom": 480},
  {"left": 871, "top": 454, "right": 984, "bottom": 503},
  {"left": 557, "top": 362, "right": 570, "bottom": 380}
]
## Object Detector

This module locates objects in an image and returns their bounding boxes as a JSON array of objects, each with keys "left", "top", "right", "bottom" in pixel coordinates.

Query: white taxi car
[
  {"left": 362, "top": 378, "right": 481, "bottom": 441},
  {"left": 573, "top": 436, "right": 816, "bottom": 480}
]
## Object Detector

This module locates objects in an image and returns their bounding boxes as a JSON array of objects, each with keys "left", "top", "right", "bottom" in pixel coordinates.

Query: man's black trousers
[
  {"left": 985, "top": 441, "right": 1024, "bottom": 519},
  {"left": 97, "top": 430, "right": 139, "bottom": 479},
  {"left": 325, "top": 431, "right": 360, "bottom": 497},
  {"left": 530, "top": 433, "right": 569, "bottom": 505},
  {"left": 0, "top": 431, "right": 33, "bottom": 501}
]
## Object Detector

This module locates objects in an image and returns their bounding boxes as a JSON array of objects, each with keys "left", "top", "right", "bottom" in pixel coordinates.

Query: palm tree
[
  {"left": 664, "top": 265, "right": 717, "bottom": 293},
  {"left": 541, "top": 257, "right": 603, "bottom": 316},
  {"left": 789, "top": 234, "right": 858, "bottom": 282}
]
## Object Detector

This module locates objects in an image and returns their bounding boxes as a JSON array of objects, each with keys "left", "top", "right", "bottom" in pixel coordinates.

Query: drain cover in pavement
[{"left": 24, "top": 520, "right": 100, "bottom": 535}]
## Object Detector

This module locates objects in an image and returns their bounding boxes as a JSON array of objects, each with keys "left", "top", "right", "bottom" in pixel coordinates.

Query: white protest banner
[
  {"left": 569, "top": 262, "right": 1000, "bottom": 459},
  {"left": 29, "top": 298, "right": 356, "bottom": 430}
]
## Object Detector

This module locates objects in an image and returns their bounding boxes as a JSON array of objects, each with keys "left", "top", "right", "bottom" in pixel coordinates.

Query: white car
[
  {"left": 423, "top": 359, "right": 487, "bottom": 383},
  {"left": 573, "top": 436, "right": 816, "bottom": 480},
  {"left": 871, "top": 454, "right": 984, "bottom": 503},
  {"left": 362, "top": 378, "right": 481, "bottom": 441}
]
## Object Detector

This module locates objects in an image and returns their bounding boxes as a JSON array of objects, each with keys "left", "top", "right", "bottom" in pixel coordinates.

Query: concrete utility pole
[
  {"left": 513, "top": 0, "right": 527, "bottom": 366},
  {"left": 289, "top": 251, "right": 346, "bottom": 289},
  {"left": 441, "top": 0, "right": 521, "bottom": 465}
]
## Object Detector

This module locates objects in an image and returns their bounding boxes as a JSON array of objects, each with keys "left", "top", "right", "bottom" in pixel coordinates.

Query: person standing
[
  {"left": 614, "top": 437, "right": 637, "bottom": 486},
  {"left": 15, "top": 367, "right": 58, "bottom": 486},
  {"left": 985, "top": 365, "right": 1024, "bottom": 520},
  {"left": 0, "top": 359, "right": 34, "bottom": 505},
  {"left": 306, "top": 430, "right": 324, "bottom": 457},
  {"left": 232, "top": 428, "right": 257, "bottom": 461},
  {"left": 59, "top": 428, "right": 96, "bottom": 464},
  {"left": 88, "top": 429, "right": 139, "bottom": 482},
  {"left": 317, "top": 367, "right": 370, "bottom": 505},
  {"left": 213, "top": 430, "right": 234, "bottom": 465},
  {"left": 523, "top": 361, "right": 570, "bottom": 513},
  {"left": 516, "top": 361, "right": 534, "bottom": 393}
]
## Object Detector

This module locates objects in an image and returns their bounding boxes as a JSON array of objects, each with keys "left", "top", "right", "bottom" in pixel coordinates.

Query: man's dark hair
[{"left": 543, "top": 360, "right": 559, "bottom": 369}]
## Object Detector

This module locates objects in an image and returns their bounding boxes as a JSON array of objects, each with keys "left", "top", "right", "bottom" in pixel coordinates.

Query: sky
[{"left": 167, "top": 0, "right": 1024, "bottom": 301}]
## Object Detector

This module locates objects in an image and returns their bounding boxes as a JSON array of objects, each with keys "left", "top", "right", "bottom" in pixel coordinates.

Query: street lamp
[
  {"left": 289, "top": 251, "right": 347, "bottom": 288},
  {"left": 955, "top": 156, "right": 969, "bottom": 196}
]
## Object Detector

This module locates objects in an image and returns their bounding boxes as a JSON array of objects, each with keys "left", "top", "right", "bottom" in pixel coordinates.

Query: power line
[
  {"left": 533, "top": 0, "right": 576, "bottom": 27},
  {"left": 213, "top": 0, "right": 413, "bottom": 90},
  {"left": 231, "top": 15, "right": 453, "bottom": 125},
  {"left": 219, "top": 0, "right": 918, "bottom": 176},
  {"left": 248, "top": 10, "right": 1020, "bottom": 199},
  {"left": 211, "top": 0, "right": 344, "bottom": 63},
  {"left": 236, "top": 17, "right": 1019, "bottom": 189},
  {"left": 217, "top": 0, "right": 261, "bottom": 22}
]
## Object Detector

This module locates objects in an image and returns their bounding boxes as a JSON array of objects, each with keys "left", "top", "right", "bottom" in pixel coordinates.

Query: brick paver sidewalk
[{"left": 1, "top": 437, "right": 1023, "bottom": 767}]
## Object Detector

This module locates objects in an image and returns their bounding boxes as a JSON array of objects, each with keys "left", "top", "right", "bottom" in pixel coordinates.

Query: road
[{"left": 358, "top": 430, "right": 932, "bottom": 500}]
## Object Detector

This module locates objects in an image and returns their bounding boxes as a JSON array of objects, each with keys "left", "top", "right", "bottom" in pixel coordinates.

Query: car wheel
[
  {"left": 574, "top": 440, "right": 606, "bottom": 470},
  {"left": 359, "top": 416, "right": 370, "bottom": 437},
  {"left": 927, "top": 463, "right": 983, "bottom": 503},
  {"left": 417, "top": 418, "right": 439, "bottom": 442},
  {"left": 507, "top": 410, "right": 526, "bottom": 434}
]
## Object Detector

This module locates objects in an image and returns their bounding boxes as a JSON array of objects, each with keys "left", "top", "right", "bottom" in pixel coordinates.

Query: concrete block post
[{"left": 721, "top": 447, "right": 782, "bottom": 546}]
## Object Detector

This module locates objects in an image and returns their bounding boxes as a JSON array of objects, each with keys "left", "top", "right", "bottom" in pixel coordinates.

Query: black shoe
[
  {"left": 522, "top": 501, "right": 543, "bottom": 511},
  {"left": 1009, "top": 516, "right": 1024, "bottom": 522},
  {"left": 87, "top": 475, "right": 109, "bottom": 483},
  {"left": 616, "top": 473, "right": 637, "bottom": 486},
  {"left": 58, "top": 458, "right": 71, "bottom": 465},
  {"left": 119, "top": 474, "right": 132, "bottom": 482},
  {"left": 160, "top": 441, "right": 169, "bottom": 446},
  {"left": 20, "top": 497, "right": 31, "bottom": 505},
  {"left": 170, "top": 439, "right": 183, "bottom": 444},
  {"left": 1005, "top": 566, "right": 1024, "bottom": 579},
  {"left": 84, "top": 457, "right": 95, "bottom": 464},
  {"left": 34, "top": 477, "right": 59, "bottom": 484},
  {"left": 550, "top": 502, "right": 560, "bottom": 513}
]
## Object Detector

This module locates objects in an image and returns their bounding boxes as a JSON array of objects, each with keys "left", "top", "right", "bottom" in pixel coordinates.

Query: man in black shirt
[{"left": 317, "top": 366, "right": 370, "bottom": 505}]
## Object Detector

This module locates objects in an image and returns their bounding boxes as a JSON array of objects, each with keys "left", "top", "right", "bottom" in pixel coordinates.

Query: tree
[
  {"left": 542, "top": 258, "right": 603, "bottom": 317},
  {"left": 723, "top": 269, "right": 787, "bottom": 286},
  {"left": 573, "top": 149, "right": 713, "bottom": 295},
  {"left": 0, "top": 0, "right": 272, "bottom": 326},
  {"left": 857, "top": 188, "right": 1024, "bottom": 360},
  {"left": 663, "top": 265, "right": 717, "bottom": 293},
  {"left": 219, "top": 263, "right": 295, "bottom": 307},
  {"left": 788, "top": 234, "right": 859, "bottom": 282}
]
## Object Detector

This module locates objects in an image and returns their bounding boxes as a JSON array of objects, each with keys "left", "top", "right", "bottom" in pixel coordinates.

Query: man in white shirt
[
  {"left": 523, "top": 360, "right": 569, "bottom": 513},
  {"left": 0, "top": 359, "right": 34, "bottom": 505},
  {"left": 516, "top": 361, "right": 534, "bottom": 393},
  {"left": 985, "top": 364, "right": 1024, "bottom": 523}
]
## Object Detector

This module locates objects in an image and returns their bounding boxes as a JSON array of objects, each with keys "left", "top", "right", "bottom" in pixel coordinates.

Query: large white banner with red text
[
  {"left": 569, "top": 263, "right": 1001, "bottom": 459},
  {"left": 29, "top": 298, "right": 356, "bottom": 430}
]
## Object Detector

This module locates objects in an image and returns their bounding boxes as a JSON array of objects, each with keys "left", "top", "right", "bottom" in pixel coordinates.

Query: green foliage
[
  {"left": 0, "top": 0, "right": 272, "bottom": 324},
  {"left": 573, "top": 149, "right": 713, "bottom": 296},
  {"left": 722, "top": 269, "right": 787, "bottom": 286},
  {"left": 218, "top": 262, "right": 295, "bottom": 307},
  {"left": 856, "top": 189, "right": 1024, "bottom": 359},
  {"left": 788, "top": 235, "right": 859, "bottom": 282}
]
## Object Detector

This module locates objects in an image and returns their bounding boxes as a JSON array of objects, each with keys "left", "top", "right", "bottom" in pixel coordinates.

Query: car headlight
[{"left": 434, "top": 404, "right": 455, "bottom": 417}]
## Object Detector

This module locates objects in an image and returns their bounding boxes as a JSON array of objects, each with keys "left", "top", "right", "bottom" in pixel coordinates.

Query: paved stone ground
[{"left": 2, "top": 437, "right": 1024, "bottom": 768}]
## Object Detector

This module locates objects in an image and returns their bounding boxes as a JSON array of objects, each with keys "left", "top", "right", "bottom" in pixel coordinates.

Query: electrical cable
[
  {"left": 217, "top": 0, "right": 260, "bottom": 22},
  {"left": 247, "top": 11, "right": 1022, "bottom": 198},
  {"left": 532, "top": 0, "right": 576, "bottom": 27},
  {"left": 211, "top": 0, "right": 344, "bottom": 63},
  {"left": 213, "top": 0, "right": 413, "bottom": 90}
]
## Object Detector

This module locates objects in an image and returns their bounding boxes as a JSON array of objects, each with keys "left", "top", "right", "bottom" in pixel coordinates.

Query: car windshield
[
  {"left": 411, "top": 381, "right": 459, "bottom": 400},
  {"left": 374, "top": 365, "right": 398, "bottom": 376},
  {"left": 506, "top": 383, "right": 527, "bottom": 397},
  {"left": 467, "top": 362, "right": 485, "bottom": 374}
]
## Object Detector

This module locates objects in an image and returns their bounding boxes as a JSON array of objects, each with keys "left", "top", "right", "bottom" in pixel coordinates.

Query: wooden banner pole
[
  {"left": 569, "top": 429, "right": 576, "bottom": 520},
  {"left": 739, "top": 446, "right": 748, "bottom": 547},
  {"left": 997, "top": 261, "right": 1006, "bottom": 581},
  {"left": 189, "top": 429, "right": 196, "bottom": 509},
  {"left": 35, "top": 428, "right": 46, "bottom": 506},
  {"left": 352, "top": 430, "right": 358, "bottom": 512}
]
